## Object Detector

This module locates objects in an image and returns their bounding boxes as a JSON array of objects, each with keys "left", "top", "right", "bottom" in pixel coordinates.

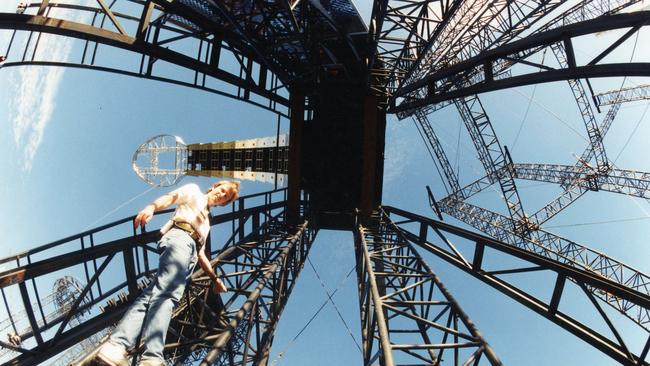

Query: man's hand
[
  {"left": 134, "top": 204, "right": 155, "bottom": 231},
  {"left": 213, "top": 277, "right": 228, "bottom": 293}
]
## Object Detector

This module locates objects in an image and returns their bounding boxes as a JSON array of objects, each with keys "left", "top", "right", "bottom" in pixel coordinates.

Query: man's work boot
[{"left": 95, "top": 341, "right": 127, "bottom": 366}]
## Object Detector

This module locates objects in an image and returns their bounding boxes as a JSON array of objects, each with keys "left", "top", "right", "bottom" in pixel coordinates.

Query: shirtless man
[{"left": 96, "top": 180, "right": 240, "bottom": 366}]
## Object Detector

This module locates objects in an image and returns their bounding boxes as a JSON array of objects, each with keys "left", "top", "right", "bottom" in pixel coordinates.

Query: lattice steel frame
[
  {"left": 384, "top": 206, "right": 650, "bottom": 366},
  {"left": 1, "top": 0, "right": 650, "bottom": 364},
  {"left": 166, "top": 219, "right": 316, "bottom": 366},
  {"left": 0, "top": 189, "right": 290, "bottom": 366},
  {"left": 434, "top": 198, "right": 650, "bottom": 332},
  {"left": 354, "top": 210, "right": 501, "bottom": 366},
  {"left": 0, "top": 3, "right": 290, "bottom": 115},
  {"left": 393, "top": 11, "right": 650, "bottom": 112}
]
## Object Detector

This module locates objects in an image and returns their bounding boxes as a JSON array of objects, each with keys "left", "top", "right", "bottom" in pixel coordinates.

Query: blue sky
[{"left": 1, "top": 1, "right": 650, "bottom": 365}]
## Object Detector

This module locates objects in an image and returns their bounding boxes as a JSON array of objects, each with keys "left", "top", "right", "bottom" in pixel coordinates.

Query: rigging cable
[
  {"left": 611, "top": 30, "right": 644, "bottom": 166},
  {"left": 270, "top": 265, "right": 359, "bottom": 365},
  {"left": 413, "top": 118, "right": 452, "bottom": 195},
  {"left": 83, "top": 185, "right": 158, "bottom": 230},
  {"left": 511, "top": 49, "right": 547, "bottom": 152},
  {"left": 545, "top": 216, "right": 650, "bottom": 228},
  {"left": 307, "top": 258, "right": 362, "bottom": 352},
  {"left": 612, "top": 30, "right": 650, "bottom": 217},
  {"left": 454, "top": 117, "right": 462, "bottom": 180},
  {"left": 513, "top": 88, "right": 589, "bottom": 143},
  {"left": 612, "top": 102, "right": 649, "bottom": 166}
]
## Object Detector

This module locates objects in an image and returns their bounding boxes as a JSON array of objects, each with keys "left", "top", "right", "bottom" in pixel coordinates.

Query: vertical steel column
[
  {"left": 287, "top": 92, "right": 304, "bottom": 224},
  {"left": 354, "top": 210, "right": 501, "bottom": 366},
  {"left": 181, "top": 220, "right": 315, "bottom": 366},
  {"left": 360, "top": 94, "right": 385, "bottom": 217},
  {"left": 454, "top": 95, "right": 530, "bottom": 235},
  {"left": 412, "top": 109, "right": 462, "bottom": 196}
]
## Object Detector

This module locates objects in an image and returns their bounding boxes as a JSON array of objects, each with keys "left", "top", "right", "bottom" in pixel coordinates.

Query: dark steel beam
[
  {"left": 384, "top": 205, "right": 650, "bottom": 365},
  {"left": 0, "top": 13, "right": 289, "bottom": 107},
  {"left": 394, "top": 63, "right": 650, "bottom": 112},
  {"left": 392, "top": 11, "right": 650, "bottom": 112},
  {"left": 354, "top": 210, "right": 501, "bottom": 366},
  {"left": 403, "top": 9, "right": 650, "bottom": 94},
  {"left": 431, "top": 199, "right": 650, "bottom": 331},
  {"left": 287, "top": 92, "right": 304, "bottom": 225},
  {"left": 200, "top": 220, "right": 314, "bottom": 365},
  {"left": 360, "top": 95, "right": 386, "bottom": 216}
]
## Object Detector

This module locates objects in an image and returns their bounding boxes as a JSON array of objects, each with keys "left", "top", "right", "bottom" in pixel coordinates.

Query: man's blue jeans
[{"left": 109, "top": 228, "right": 198, "bottom": 362}]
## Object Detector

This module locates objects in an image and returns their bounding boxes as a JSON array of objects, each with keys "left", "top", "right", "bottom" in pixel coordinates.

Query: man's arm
[
  {"left": 197, "top": 250, "right": 228, "bottom": 293},
  {"left": 133, "top": 192, "right": 179, "bottom": 230}
]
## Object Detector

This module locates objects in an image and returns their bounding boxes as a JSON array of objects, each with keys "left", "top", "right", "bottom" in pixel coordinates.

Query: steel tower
[
  {"left": 131, "top": 134, "right": 289, "bottom": 187},
  {"left": 1, "top": 0, "right": 649, "bottom": 365}
]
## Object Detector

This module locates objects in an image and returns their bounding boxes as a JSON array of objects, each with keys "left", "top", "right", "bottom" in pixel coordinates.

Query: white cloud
[
  {"left": 10, "top": 61, "right": 65, "bottom": 171},
  {"left": 6, "top": 2, "right": 92, "bottom": 172},
  {"left": 383, "top": 118, "right": 416, "bottom": 189}
]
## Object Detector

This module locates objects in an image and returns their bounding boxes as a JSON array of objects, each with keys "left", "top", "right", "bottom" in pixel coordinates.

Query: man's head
[{"left": 206, "top": 180, "right": 241, "bottom": 207}]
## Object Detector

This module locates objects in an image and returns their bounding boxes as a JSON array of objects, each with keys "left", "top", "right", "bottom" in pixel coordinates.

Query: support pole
[{"left": 287, "top": 92, "right": 304, "bottom": 224}]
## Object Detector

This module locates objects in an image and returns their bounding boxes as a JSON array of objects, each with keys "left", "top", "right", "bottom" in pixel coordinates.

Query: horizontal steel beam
[
  {"left": 383, "top": 205, "right": 650, "bottom": 365},
  {"left": 383, "top": 206, "right": 650, "bottom": 310},
  {"left": 0, "top": 201, "right": 285, "bottom": 288},
  {"left": 514, "top": 163, "right": 650, "bottom": 198},
  {"left": 392, "top": 11, "right": 650, "bottom": 112},
  {"left": 0, "top": 13, "right": 289, "bottom": 107},
  {"left": 393, "top": 63, "right": 650, "bottom": 113},
  {"left": 595, "top": 84, "right": 650, "bottom": 107}
]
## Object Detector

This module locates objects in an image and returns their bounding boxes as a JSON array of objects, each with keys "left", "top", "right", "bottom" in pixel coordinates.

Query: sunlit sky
[{"left": 1, "top": 0, "right": 650, "bottom": 364}]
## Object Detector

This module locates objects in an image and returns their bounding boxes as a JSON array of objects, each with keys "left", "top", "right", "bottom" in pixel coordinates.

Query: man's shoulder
[
  {"left": 174, "top": 183, "right": 202, "bottom": 197},
  {"left": 180, "top": 183, "right": 201, "bottom": 191}
]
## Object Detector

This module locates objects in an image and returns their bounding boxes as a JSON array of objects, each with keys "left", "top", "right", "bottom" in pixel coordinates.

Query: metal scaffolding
[{"left": 1, "top": 0, "right": 650, "bottom": 364}]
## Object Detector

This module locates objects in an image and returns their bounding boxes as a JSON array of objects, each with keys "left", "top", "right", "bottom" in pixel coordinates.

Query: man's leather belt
[{"left": 173, "top": 221, "right": 200, "bottom": 242}]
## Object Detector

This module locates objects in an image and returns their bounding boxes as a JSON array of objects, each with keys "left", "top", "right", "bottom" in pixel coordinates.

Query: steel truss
[
  {"left": 367, "top": 0, "right": 461, "bottom": 98},
  {"left": 433, "top": 198, "right": 650, "bottom": 333},
  {"left": 549, "top": 42, "right": 609, "bottom": 170},
  {"left": 527, "top": 96, "right": 622, "bottom": 225},
  {"left": 514, "top": 163, "right": 650, "bottom": 199},
  {"left": 168, "top": 219, "right": 315, "bottom": 365},
  {"left": 393, "top": 0, "right": 565, "bottom": 97},
  {"left": 0, "top": 0, "right": 367, "bottom": 112},
  {"left": 0, "top": 189, "right": 291, "bottom": 365},
  {"left": 436, "top": 96, "right": 624, "bottom": 225},
  {"left": 412, "top": 110, "right": 462, "bottom": 195},
  {"left": 440, "top": 162, "right": 650, "bottom": 207},
  {"left": 354, "top": 210, "right": 501, "bottom": 366},
  {"left": 454, "top": 95, "right": 531, "bottom": 234},
  {"left": 393, "top": 0, "right": 641, "bottom": 118},
  {"left": 0, "top": 2, "right": 290, "bottom": 115},
  {"left": 384, "top": 206, "right": 650, "bottom": 366},
  {"left": 1, "top": 0, "right": 649, "bottom": 364},
  {"left": 595, "top": 84, "right": 650, "bottom": 107},
  {"left": 392, "top": 11, "right": 650, "bottom": 113},
  {"left": 372, "top": 0, "right": 569, "bottom": 102},
  {"left": 411, "top": 89, "right": 532, "bottom": 236}
]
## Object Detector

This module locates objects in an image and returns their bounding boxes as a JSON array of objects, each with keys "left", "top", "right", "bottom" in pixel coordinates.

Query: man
[{"left": 96, "top": 180, "right": 241, "bottom": 366}]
